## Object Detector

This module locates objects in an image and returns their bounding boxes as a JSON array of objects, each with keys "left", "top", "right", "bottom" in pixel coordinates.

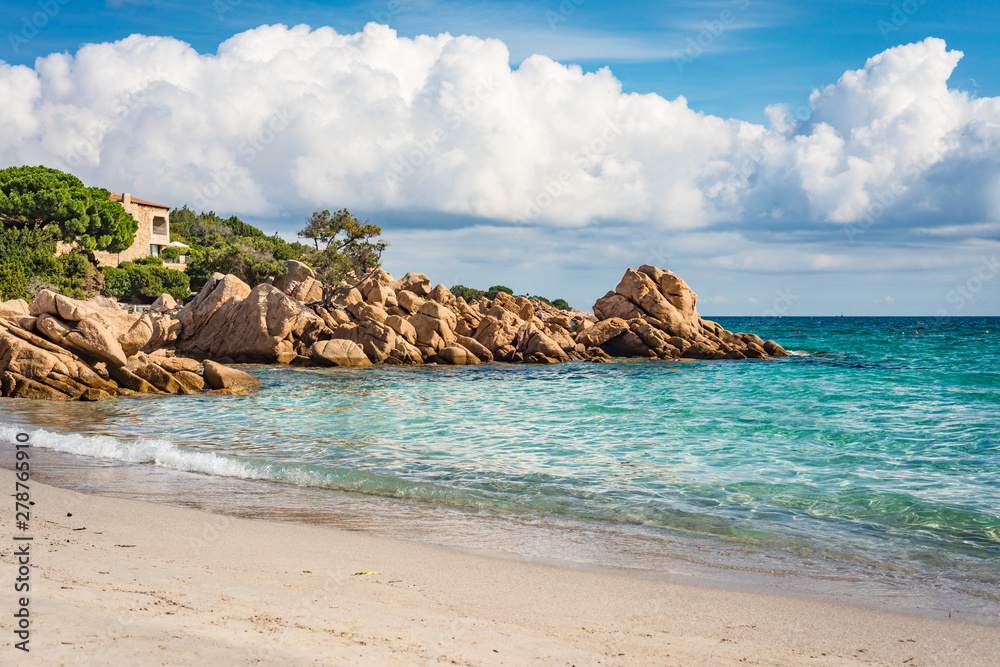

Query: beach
[{"left": 2, "top": 470, "right": 998, "bottom": 666}]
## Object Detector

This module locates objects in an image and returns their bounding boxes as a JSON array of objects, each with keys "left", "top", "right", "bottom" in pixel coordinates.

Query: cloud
[{"left": 0, "top": 27, "right": 997, "bottom": 312}]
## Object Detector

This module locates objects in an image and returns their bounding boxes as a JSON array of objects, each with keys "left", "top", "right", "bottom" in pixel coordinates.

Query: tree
[
  {"left": 298, "top": 209, "right": 387, "bottom": 297},
  {"left": 0, "top": 165, "right": 138, "bottom": 253},
  {"left": 485, "top": 285, "right": 514, "bottom": 300}
]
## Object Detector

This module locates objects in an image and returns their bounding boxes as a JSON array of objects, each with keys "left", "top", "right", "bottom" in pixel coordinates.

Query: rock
[
  {"left": 763, "top": 340, "right": 790, "bottom": 357},
  {"left": 311, "top": 339, "right": 372, "bottom": 367},
  {"left": 681, "top": 342, "right": 726, "bottom": 360},
  {"left": 409, "top": 309, "right": 457, "bottom": 352},
  {"left": 202, "top": 360, "right": 263, "bottom": 391},
  {"left": 365, "top": 283, "right": 393, "bottom": 306},
  {"left": 388, "top": 337, "right": 423, "bottom": 364},
  {"left": 514, "top": 324, "right": 568, "bottom": 363},
  {"left": 272, "top": 260, "right": 317, "bottom": 294},
  {"left": 348, "top": 301, "right": 388, "bottom": 325},
  {"left": 0, "top": 298, "right": 29, "bottom": 317},
  {"left": 472, "top": 308, "right": 521, "bottom": 354},
  {"left": 285, "top": 277, "right": 324, "bottom": 303},
  {"left": 417, "top": 301, "right": 458, "bottom": 330},
  {"left": 5, "top": 371, "right": 72, "bottom": 400},
  {"left": 384, "top": 315, "right": 417, "bottom": 345},
  {"left": 174, "top": 370, "right": 206, "bottom": 392},
  {"left": 576, "top": 318, "right": 629, "bottom": 348},
  {"left": 54, "top": 293, "right": 97, "bottom": 322},
  {"left": 151, "top": 356, "right": 200, "bottom": 374},
  {"left": 455, "top": 335, "right": 493, "bottom": 362},
  {"left": 64, "top": 318, "right": 128, "bottom": 368},
  {"left": 349, "top": 320, "right": 397, "bottom": 363},
  {"left": 0, "top": 331, "right": 58, "bottom": 380},
  {"left": 331, "top": 286, "right": 364, "bottom": 309},
  {"left": 593, "top": 293, "right": 644, "bottom": 321},
  {"left": 36, "top": 313, "right": 73, "bottom": 344},
  {"left": 133, "top": 363, "right": 184, "bottom": 393},
  {"left": 118, "top": 314, "right": 153, "bottom": 357},
  {"left": 107, "top": 364, "right": 157, "bottom": 393},
  {"left": 79, "top": 387, "right": 114, "bottom": 401},
  {"left": 315, "top": 306, "right": 350, "bottom": 330},
  {"left": 151, "top": 293, "right": 178, "bottom": 312},
  {"left": 434, "top": 345, "right": 479, "bottom": 365},
  {"left": 178, "top": 282, "right": 324, "bottom": 362},
  {"left": 428, "top": 283, "right": 453, "bottom": 303},
  {"left": 395, "top": 290, "right": 424, "bottom": 315},
  {"left": 391, "top": 272, "right": 431, "bottom": 296},
  {"left": 27, "top": 289, "right": 58, "bottom": 317},
  {"left": 603, "top": 330, "right": 653, "bottom": 358},
  {"left": 147, "top": 312, "right": 182, "bottom": 350}
]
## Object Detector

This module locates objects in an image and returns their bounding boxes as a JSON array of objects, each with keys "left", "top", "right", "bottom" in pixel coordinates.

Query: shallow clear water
[{"left": 2, "top": 316, "right": 998, "bottom": 620}]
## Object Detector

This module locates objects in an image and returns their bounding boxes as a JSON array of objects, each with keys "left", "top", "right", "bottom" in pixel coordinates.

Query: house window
[
  {"left": 150, "top": 244, "right": 159, "bottom": 257},
  {"left": 152, "top": 216, "right": 168, "bottom": 237}
]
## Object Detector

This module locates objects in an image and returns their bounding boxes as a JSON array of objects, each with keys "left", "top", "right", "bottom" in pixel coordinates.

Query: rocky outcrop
[
  {"left": 176, "top": 274, "right": 327, "bottom": 362},
  {"left": 3, "top": 263, "right": 789, "bottom": 399},
  {"left": 1, "top": 296, "right": 263, "bottom": 401}
]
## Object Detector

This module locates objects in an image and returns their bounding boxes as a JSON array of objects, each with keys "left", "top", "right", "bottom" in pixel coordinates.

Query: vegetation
[
  {"left": 0, "top": 165, "right": 137, "bottom": 253},
  {"left": 169, "top": 205, "right": 308, "bottom": 291},
  {"left": 0, "top": 225, "right": 104, "bottom": 301},
  {"left": 101, "top": 257, "right": 191, "bottom": 301},
  {"left": 450, "top": 283, "right": 570, "bottom": 311},
  {"left": 297, "top": 209, "right": 387, "bottom": 299}
]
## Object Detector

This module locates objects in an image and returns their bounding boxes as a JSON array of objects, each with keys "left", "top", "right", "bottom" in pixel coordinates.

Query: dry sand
[{"left": 1, "top": 469, "right": 998, "bottom": 666}]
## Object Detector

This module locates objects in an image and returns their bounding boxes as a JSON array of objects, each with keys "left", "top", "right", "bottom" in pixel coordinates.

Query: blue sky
[
  {"left": 2, "top": 0, "right": 998, "bottom": 314},
  {"left": 5, "top": 0, "right": 998, "bottom": 121}
]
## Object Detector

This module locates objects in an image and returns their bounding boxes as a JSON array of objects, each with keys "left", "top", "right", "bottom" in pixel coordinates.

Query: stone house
[{"left": 91, "top": 193, "right": 186, "bottom": 270}]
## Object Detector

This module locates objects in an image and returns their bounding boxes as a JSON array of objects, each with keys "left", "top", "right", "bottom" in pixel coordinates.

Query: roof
[{"left": 110, "top": 193, "right": 171, "bottom": 210}]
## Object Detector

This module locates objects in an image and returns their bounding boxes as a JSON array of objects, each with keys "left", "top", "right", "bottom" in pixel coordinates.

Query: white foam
[{"left": 0, "top": 424, "right": 264, "bottom": 480}]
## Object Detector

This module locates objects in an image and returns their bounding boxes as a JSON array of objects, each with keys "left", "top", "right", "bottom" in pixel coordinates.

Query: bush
[
  {"left": 485, "top": 285, "right": 514, "bottom": 300},
  {"left": 0, "top": 261, "right": 28, "bottom": 300},
  {"left": 102, "top": 262, "right": 190, "bottom": 302},
  {"left": 450, "top": 284, "right": 486, "bottom": 301},
  {"left": 160, "top": 246, "right": 180, "bottom": 260}
]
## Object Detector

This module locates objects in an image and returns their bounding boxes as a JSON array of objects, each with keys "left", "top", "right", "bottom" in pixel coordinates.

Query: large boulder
[
  {"left": 472, "top": 307, "right": 522, "bottom": 354},
  {"left": 177, "top": 280, "right": 324, "bottom": 362},
  {"left": 271, "top": 260, "right": 317, "bottom": 294},
  {"left": 118, "top": 314, "right": 153, "bottom": 357},
  {"left": 311, "top": 339, "right": 371, "bottom": 367},
  {"left": 391, "top": 272, "right": 431, "bottom": 296},
  {"left": 434, "top": 345, "right": 479, "bottom": 365},
  {"left": 576, "top": 318, "right": 629, "bottom": 348},
  {"left": 151, "top": 293, "right": 178, "bottom": 312},
  {"left": 201, "top": 360, "right": 263, "bottom": 391},
  {"left": 64, "top": 318, "right": 128, "bottom": 368}
]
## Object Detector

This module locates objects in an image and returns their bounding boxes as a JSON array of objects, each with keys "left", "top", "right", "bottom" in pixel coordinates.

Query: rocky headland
[{"left": 0, "top": 264, "right": 788, "bottom": 401}]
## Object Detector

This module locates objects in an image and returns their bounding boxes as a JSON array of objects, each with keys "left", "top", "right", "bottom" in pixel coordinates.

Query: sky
[{"left": 1, "top": 0, "right": 998, "bottom": 315}]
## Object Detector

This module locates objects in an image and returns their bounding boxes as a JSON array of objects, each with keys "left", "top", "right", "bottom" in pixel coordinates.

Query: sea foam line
[{"left": 0, "top": 424, "right": 264, "bottom": 480}]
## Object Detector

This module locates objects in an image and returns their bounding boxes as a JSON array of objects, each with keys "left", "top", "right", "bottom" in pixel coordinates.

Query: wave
[{"left": 0, "top": 424, "right": 264, "bottom": 480}]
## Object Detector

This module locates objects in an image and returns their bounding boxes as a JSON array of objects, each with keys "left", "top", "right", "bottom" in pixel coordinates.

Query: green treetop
[{"left": 0, "top": 165, "right": 138, "bottom": 253}]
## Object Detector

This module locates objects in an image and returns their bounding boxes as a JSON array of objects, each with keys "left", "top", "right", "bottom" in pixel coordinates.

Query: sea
[{"left": 2, "top": 316, "right": 998, "bottom": 623}]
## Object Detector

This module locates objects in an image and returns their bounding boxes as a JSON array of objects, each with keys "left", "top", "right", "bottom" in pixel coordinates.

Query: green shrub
[
  {"left": 0, "top": 261, "right": 29, "bottom": 300},
  {"left": 160, "top": 246, "right": 180, "bottom": 260},
  {"left": 485, "top": 285, "right": 514, "bottom": 300},
  {"left": 102, "top": 261, "right": 190, "bottom": 302}
]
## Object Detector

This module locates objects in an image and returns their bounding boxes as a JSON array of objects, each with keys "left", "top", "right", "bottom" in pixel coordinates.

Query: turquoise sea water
[{"left": 2, "top": 316, "right": 998, "bottom": 620}]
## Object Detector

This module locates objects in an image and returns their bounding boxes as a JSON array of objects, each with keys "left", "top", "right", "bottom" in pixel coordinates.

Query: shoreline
[{"left": 2, "top": 470, "right": 999, "bottom": 665}]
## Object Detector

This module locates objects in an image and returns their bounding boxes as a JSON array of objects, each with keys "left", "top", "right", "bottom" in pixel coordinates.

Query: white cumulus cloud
[{"left": 1, "top": 26, "right": 995, "bottom": 240}]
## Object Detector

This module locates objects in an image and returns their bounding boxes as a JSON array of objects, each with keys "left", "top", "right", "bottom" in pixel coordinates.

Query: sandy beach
[{"left": 0, "top": 470, "right": 997, "bottom": 665}]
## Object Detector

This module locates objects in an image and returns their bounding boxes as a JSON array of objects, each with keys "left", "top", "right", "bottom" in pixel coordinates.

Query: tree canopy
[
  {"left": 298, "top": 209, "right": 387, "bottom": 289},
  {"left": 0, "top": 165, "right": 138, "bottom": 253}
]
